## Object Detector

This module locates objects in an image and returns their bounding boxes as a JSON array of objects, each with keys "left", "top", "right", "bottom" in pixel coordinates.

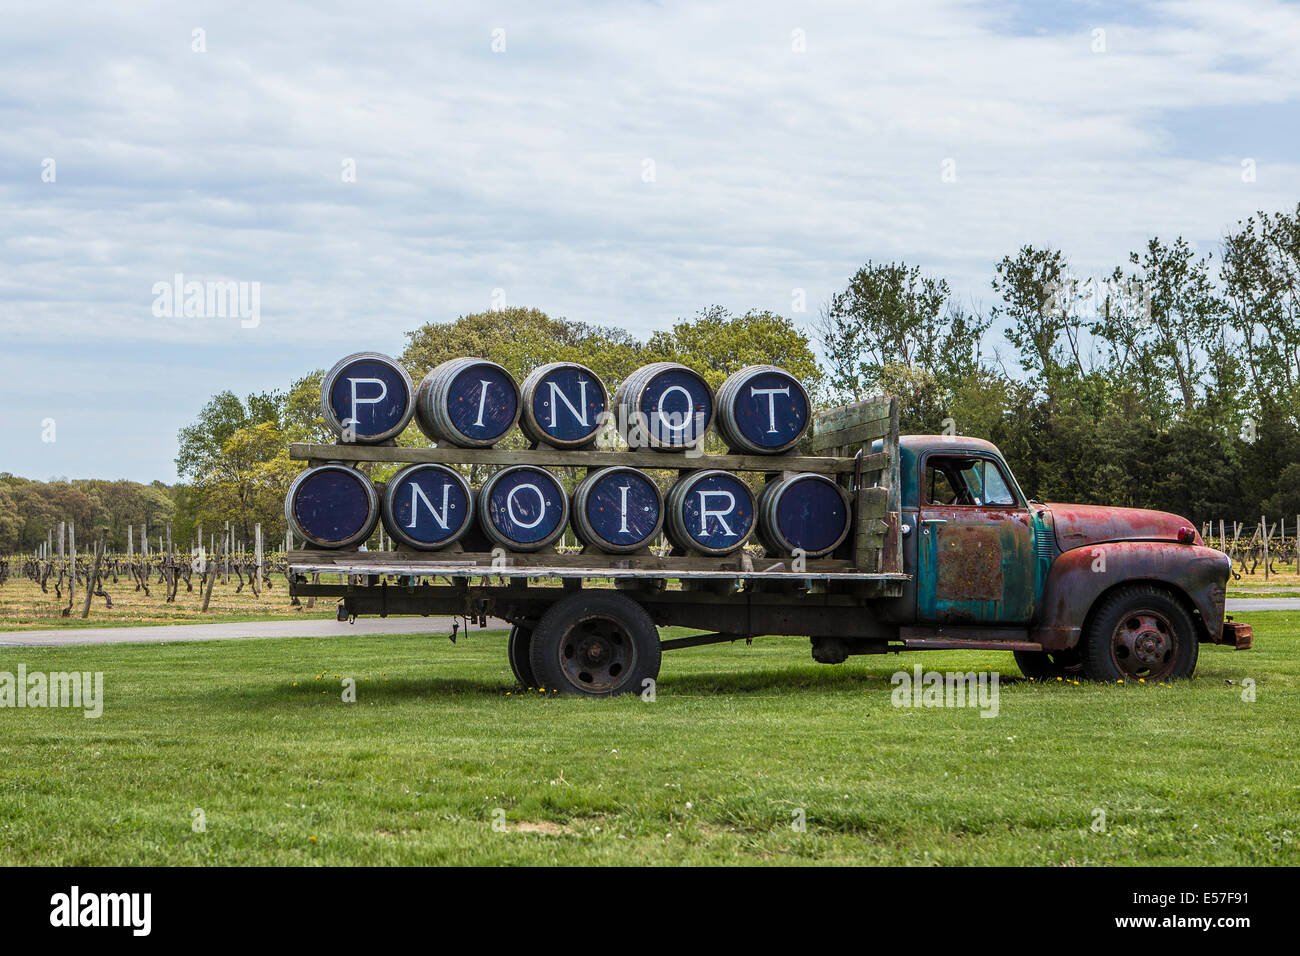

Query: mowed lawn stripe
[{"left": 0, "top": 614, "right": 1294, "bottom": 865}]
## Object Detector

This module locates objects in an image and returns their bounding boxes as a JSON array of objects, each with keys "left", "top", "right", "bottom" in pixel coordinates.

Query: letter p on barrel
[{"left": 320, "top": 352, "right": 415, "bottom": 444}]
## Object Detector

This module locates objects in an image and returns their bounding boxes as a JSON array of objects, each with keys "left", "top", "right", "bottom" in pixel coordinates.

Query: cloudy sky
[{"left": 2, "top": 0, "right": 1298, "bottom": 482}]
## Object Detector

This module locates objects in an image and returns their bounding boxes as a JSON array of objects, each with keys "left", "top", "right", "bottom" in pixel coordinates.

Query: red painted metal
[
  {"left": 1030, "top": 541, "right": 1231, "bottom": 650},
  {"left": 1048, "top": 502, "right": 1203, "bottom": 551},
  {"left": 1221, "top": 619, "right": 1254, "bottom": 649}
]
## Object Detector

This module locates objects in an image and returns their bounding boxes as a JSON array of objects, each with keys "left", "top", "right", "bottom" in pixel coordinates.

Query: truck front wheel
[
  {"left": 1079, "top": 584, "right": 1199, "bottom": 682},
  {"left": 528, "top": 591, "right": 662, "bottom": 696}
]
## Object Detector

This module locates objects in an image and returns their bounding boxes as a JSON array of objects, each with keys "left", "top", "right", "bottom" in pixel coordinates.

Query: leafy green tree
[
  {"left": 647, "top": 306, "right": 823, "bottom": 397},
  {"left": 176, "top": 390, "right": 282, "bottom": 483},
  {"left": 817, "top": 261, "right": 956, "bottom": 401}
]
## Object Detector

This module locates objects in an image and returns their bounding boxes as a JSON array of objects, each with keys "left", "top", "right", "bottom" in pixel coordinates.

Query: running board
[{"left": 898, "top": 626, "right": 1040, "bottom": 653}]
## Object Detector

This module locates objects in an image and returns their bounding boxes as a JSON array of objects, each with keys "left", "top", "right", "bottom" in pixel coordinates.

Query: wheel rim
[
  {"left": 558, "top": 615, "right": 635, "bottom": 693},
  {"left": 1110, "top": 608, "right": 1179, "bottom": 680}
]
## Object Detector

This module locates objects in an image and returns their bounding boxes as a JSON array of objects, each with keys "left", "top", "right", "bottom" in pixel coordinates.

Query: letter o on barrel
[
  {"left": 416, "top": 358, "right": 521, "bottom": 447},
  {"left": 614, "top": 362, "right": 714, "bottom": 451},
  {"left": 572, "top": 466, "right": 664, "bottom": 553},
  {"left": 715, "top": 365, "right": 811, "bottom": 454},
  {"left": 519, "top": 362, "right": 609, "bottom": 448},
  {"left": 320, "top": 352, "right": 415, "bottom": 443},
  {"left": 757, "top": 473, "right": 851, "bottom": 559},
  {"left": 478, "top": 465, "right": 568, "bottom": 551},
  {"left": 381, "top": 463, "right": 474, "bottom": 550},
  {"left": 665, "top": 470, "right": 756, "bottom": 555},
  {"left": 285, "top": 464, "right": 380, "bottom": 549}
]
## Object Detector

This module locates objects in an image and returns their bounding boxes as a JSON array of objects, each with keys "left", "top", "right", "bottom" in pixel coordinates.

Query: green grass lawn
[{"left": 0, "top": 613, "right": 1295, "bottom": 866}]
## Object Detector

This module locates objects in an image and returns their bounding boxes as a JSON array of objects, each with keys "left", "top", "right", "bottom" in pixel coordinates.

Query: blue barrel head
[
  {"left": 774, "top": 476, "right": 849, "bottom": 556},
  {"left": 482, "top": 467, "right": 566, "bottom": 549},
  {"left": 323, "top": 353, "right": 413, "bottom": 443},
  {"left": 287, "top": 465, "right": 378, "bottom": 549},
  {"left": 727, "top": 368, "right": 809, "bottom": 453},
  {"left": 584, "top": 469, "right": 662, "bottom": 550},
  {"left": 639, "top": 367, "right": 712, "bottom": 448},
  {"left": 677, "top": 472, "right": 755, "bottom": 552},
  {"left": 445, "top": 363, "right": 519, "bottom": 444},
  {"left": 526, "top": 364, "right": 607, "bottom": 446},
  {"left": 384, "top": 464, "right": 472, "bottom": 549}
]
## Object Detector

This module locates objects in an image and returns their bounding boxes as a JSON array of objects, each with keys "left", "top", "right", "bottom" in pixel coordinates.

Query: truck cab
[{"left": 885, "top": 435, "right": 1251, "bottom": 681}]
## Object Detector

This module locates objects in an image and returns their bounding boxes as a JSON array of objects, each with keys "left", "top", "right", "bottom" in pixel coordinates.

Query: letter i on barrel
[
  {"left": 572, "top": 467, "right": 664, "bottom": 553},
  {"left": 416, "top": 358, "right": 521, "bottom": 447}
]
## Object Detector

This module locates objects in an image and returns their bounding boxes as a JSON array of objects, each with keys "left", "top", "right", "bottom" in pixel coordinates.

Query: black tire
[
  {"left": 528, "top": 591, "right": 662, "bottom": 697},
  {"left": 1079, "top": 584, "right": 1199, "bottom": 682},
  {"left": 507, "top": 625, "right": 537, "bottom": 688},
  {"left": 1013, "top": 648, "right": 1084, "bottom": 680}
]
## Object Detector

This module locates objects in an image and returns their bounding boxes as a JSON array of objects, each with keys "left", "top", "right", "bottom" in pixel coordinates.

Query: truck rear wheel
[
  {"left": 528, "top": 591, "right": 662, "bottom": 696},
  {"left": 1079, "top": 584, "right": 1199, "bottom": 682},
  {"left": 507, "top": 625, "right": 537, "bottom": 688},
  {"left": 1012, "top": 648, "right": 1083, "bottom": 680}
]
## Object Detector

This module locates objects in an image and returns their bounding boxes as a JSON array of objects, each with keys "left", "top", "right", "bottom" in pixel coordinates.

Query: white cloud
[{"left": 0, "top": 0, "right": 1298, "bottom": 477}]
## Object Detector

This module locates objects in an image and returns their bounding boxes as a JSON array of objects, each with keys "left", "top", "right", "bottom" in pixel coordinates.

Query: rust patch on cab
[{"left": 936, "top": 525, "right": 1002, "bottom": 600}]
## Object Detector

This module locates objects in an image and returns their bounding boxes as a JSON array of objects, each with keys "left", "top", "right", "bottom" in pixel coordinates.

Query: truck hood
[{"left": 1045, "top": 503, "right": 1199, "bottom": 552}]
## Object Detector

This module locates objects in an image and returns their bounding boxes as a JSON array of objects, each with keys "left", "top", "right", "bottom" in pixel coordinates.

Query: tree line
[{"left": 5, "top": 201, "right": 1299, "bottom": 554}]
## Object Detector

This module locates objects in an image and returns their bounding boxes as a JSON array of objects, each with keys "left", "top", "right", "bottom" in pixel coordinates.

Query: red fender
[{"left": 1031, "top": 542, "right": 1230, "bottom": 650}]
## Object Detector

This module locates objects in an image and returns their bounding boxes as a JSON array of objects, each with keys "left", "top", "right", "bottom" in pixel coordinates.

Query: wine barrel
[
  {"left": 757, "top": 473, "right": 851, "bottom": 559},
  {"left": 415, "top": 358, "right": 520, "bottom": 447},
  {"left": 665, "top": 470, "right": 757, "bottom": 555},
  {"left": 613, "top": 362, "right": 713, "bottom": 451},
  {"left": 571, "top": 466, "right": 664, "bottom": 553},
  {"left": 519, "top": 362, "right": 609, "bottom": 448},
  {"left": 381, "top": 463, "right": 474, "bottom": 550},
  {"left": 477, "top": 465, "right": 568, "bottom": 552},
  {"left": 320, "top": 352, "right": 414, "bottom": 444},
  {"left": 285, "top": 464, "right": 379, "bottom": 550},
  {"left": 715, "top": 365, "right": 811, "bottom": 454}
]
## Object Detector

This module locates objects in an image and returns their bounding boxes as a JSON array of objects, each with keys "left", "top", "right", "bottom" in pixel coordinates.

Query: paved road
[
  {"left": 0, "top": 599, "right": 1289, "bottom": 648},
  {"left": 1223, "top": 598, "right": 1300, "bottom": 612},
  {"left": 0, "top": 616, "right": 511, "bottom": 647}
]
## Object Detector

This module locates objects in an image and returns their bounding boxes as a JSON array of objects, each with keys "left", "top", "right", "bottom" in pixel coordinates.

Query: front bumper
[{"left": 1217, "top": 618, "right": 1253, "bottom": 650}]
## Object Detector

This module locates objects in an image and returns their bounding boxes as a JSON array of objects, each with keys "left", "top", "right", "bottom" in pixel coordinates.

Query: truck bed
[{"left": 287, "top": 395, "right": 907, "bottom": 603}]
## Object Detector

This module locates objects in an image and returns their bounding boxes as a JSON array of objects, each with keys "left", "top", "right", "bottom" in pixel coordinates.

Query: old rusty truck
[{"left": 287, "top": 394, "right": 1252, "bottom": 696}]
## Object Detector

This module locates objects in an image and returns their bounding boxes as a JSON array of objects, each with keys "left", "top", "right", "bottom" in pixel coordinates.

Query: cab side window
[
  {"left": 924, "top": 456, "right": 1019, "bottom": 507},
  {"left": 927, "top": 463, "right": 964, "bottom": 505}
]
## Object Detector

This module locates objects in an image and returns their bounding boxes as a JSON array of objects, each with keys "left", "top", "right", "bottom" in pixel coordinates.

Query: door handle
[{"left": 921, "top": 518, "right": 947, "bottom": 534}]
